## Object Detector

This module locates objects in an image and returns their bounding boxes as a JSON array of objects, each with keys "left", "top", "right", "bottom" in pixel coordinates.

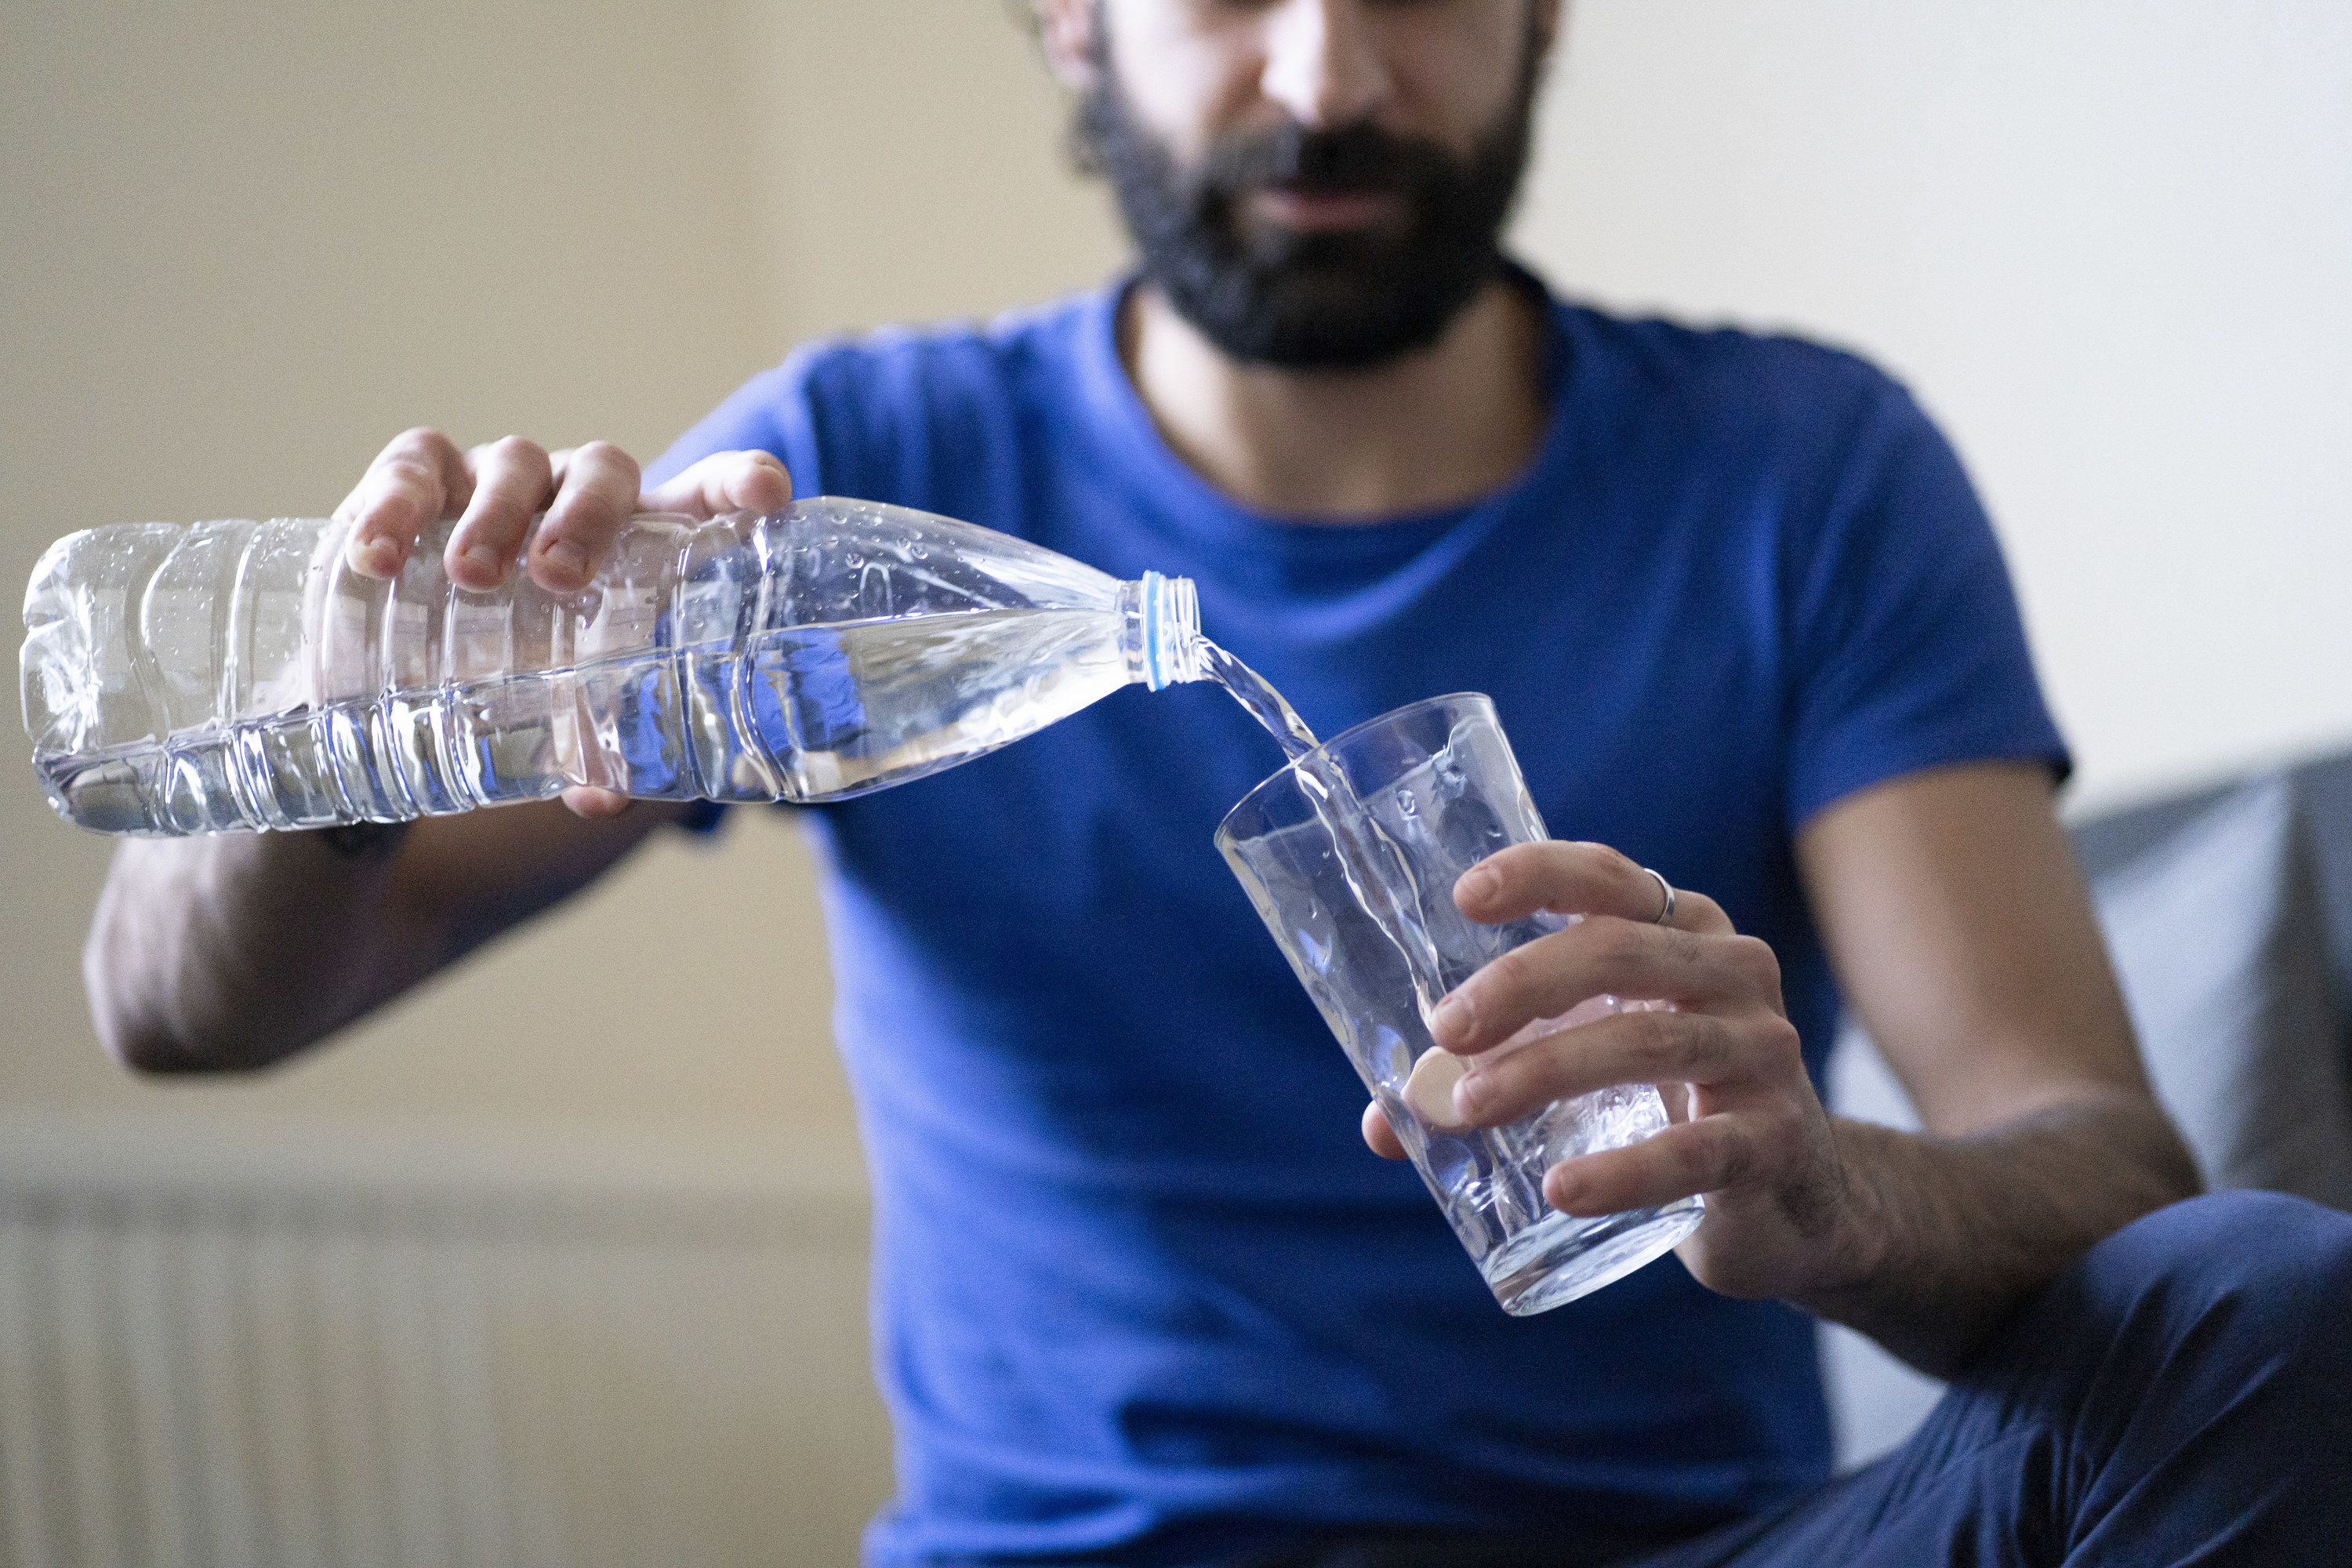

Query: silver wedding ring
[{"left": 1642, "top": 866, "right": 1676, "bottom": 926}]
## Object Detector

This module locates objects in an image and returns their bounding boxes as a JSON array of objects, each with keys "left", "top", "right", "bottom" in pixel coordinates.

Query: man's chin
[{"left": 1185, "top": 292, "right": 1459, "bottom": 372}]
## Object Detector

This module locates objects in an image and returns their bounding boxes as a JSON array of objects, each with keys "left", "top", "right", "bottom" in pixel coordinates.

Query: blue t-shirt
[{"left": 650, "top": 274, "right": 2067, "bottom": 1565}]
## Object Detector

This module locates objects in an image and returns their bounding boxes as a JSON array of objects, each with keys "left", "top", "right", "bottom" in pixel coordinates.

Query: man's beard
[{"left": 1073, "top": 25, "right": 1542, "bottom": 371}]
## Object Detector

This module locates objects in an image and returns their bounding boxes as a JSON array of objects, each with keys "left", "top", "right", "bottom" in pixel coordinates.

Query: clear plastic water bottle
[{"left": 20, "top": 498, "right": 1208, "bottom": 836}]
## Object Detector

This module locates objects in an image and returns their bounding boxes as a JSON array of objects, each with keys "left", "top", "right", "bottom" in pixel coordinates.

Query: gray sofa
[{"left": 1823, "top": 748, "right": 2352, "bottom": 1467}]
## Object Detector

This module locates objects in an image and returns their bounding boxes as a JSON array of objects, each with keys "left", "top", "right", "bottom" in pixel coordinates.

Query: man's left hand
[{"left": 1361, "top": 840, "right": 1865, "bottom": 1302}]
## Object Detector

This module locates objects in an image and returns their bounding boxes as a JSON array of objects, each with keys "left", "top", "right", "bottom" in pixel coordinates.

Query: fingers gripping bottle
[{"left": 21, "top": 499, "right": 1209, "bottom": 836}]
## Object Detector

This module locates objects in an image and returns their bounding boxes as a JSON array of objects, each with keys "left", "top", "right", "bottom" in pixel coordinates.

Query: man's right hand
[
  {"left": 333, "top": 430, "right": 796, "bottom": 815},
  {"left": 88, "top": 430, "right": 793, "bottom": 1072},
  {"left": 334, "top": 427, "right": 793, "bottom": 594}
]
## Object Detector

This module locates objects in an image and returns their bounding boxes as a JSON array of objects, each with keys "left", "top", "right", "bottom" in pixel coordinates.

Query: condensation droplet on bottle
[{"left": 858, "top": 561, "right": 892, "bottom": 618}]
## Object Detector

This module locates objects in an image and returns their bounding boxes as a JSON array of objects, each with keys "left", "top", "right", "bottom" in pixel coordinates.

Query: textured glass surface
[{"left": 1218, "top": 694, "right": 1704, "bottom": 1316}]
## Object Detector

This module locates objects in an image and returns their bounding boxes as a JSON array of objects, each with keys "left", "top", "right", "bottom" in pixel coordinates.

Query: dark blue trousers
[
  {"left": 1229, "top": 1192, "right": 2352, "bottom": 1568},
  {"left": 1642, "top": 1190, "right": 2352, "bottom": 1566}
]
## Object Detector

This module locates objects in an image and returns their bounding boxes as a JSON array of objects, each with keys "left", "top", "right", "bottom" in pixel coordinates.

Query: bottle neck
[{"left": 1124, "top": 572, "right": 1207, "bottom": 691}]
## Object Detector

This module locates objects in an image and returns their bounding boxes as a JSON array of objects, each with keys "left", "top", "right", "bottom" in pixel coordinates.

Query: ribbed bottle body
[{"left": 21, "top": 498, "right": 1203, "bottom": 835}]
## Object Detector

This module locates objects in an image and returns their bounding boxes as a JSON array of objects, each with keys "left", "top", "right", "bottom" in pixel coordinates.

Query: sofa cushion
[
  {"left": 1823, "top": 766, "right": 2352, "bottom": 1467},
  {"left": 2088, "top": 774, "right": 2352, "bottom": 1207},
  {"left": 1835, "top": 768, "right": 2352, "bottom": 1204}
]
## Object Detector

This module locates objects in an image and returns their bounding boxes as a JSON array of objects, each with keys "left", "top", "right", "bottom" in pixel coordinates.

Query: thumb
[
  {"left": 640, "top": 451, "right": 793, "bottom": 519},
  {"left": 561, "top": 786, "right": 634, "bottom": 819}
]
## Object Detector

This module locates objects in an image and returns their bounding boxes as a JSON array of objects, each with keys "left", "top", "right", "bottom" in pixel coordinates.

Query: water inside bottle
[
  {"left": 39, "top": 604, "right": 1158, "bottom": 835},
  {"left": 24, "top": 501, "right": 1214, "bottom": 836}
]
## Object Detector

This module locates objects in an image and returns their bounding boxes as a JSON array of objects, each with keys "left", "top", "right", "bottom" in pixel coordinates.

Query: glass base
[{"left": 1481, "top": 1196, "right": 1705, "bottom": 1316}]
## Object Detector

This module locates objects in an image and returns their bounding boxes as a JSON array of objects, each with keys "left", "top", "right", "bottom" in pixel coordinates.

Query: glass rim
[{"left": 1212, "top": 691, "right": 1497, "bottom": 850}]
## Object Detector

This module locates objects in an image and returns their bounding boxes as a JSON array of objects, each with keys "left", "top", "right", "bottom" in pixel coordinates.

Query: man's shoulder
[
  {"left": 713, "top": 285, "right": 1116, "bottom": 509},
  {"left": 780, "top": 287, "right": 1107, "bottom": 419},
  {"left": 1534, "top": 292, "right": 1947, "bottom": 511},
  {"left": 1555, "top": 295, "right": 1915, "bottom": 430}
]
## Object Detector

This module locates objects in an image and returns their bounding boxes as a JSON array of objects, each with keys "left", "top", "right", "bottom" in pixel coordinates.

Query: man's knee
[
  {"left": 2071, "top": 1191, "right": 2352, "bottom": 1387},
  {"left": 2093, "top": 1190, "right": 2352, "bottom": 1305}
]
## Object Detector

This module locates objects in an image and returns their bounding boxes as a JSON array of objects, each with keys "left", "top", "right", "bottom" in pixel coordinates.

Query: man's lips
[{"left": 1247, "top": 186, "right": 1402, "bottom": 230}]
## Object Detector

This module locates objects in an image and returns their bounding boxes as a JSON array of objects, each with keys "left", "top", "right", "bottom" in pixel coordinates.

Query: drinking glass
[{"left": 1216, "top": 693, "right": 1704, "bottom": 1315}]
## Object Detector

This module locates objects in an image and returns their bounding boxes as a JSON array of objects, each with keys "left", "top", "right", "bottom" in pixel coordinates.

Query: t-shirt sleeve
[
  {"left": 643, "top": 352, "right": 831, "bottom": 495},
  {"left": 1781, "top": 380, "right": 2070, "bottom": 828}
]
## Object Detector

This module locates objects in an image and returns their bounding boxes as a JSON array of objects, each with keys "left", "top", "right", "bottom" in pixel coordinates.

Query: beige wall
[
  {"left": 3, "top": 0, "right": 2347, "bottom": 1422},
  {"left": 1523, "top": 1, "right": 2352, "bottom": 811},
  {"left": 0, "top": 0, "right": 1123, "bottom": 1142}
]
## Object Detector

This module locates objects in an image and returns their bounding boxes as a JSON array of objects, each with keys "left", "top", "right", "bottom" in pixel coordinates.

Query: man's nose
[{"left": 1258, "top": 0, "right": 1393, "bottom": 129}]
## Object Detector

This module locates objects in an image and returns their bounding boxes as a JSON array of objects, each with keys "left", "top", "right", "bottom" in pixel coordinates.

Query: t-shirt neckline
[{"left": 1069, "top": 263, "right": 1581, "bottom": 567}]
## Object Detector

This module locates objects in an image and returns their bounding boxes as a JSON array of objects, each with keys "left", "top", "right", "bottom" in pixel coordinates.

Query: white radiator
[{"left": 0, "top": 1115, "right": 889, "bottom": 1568}]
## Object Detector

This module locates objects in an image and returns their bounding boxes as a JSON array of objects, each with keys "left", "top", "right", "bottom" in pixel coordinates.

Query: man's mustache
[{"left": 1191, "top": 120, "right": 1454, "bottom": 201}]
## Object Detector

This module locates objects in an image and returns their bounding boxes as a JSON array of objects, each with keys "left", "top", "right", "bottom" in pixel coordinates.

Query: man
[{"left": 84, "top": 2, "right": 2351, "bottom": 1563}]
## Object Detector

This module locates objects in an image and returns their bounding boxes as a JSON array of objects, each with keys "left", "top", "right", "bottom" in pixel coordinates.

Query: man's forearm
[
  {"left": 85, "top": 822, "right": 428, "bottom": 1073},
  {"left": 1796, "top": 1093, "right": 2201, "bottom": 1377},
  {"left": 85, "top": 798, "right": 691, "bottom": 1073}
]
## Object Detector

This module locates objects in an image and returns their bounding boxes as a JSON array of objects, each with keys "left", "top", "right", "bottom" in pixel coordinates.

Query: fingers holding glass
[
  {"left": 1428, "top": 918, "right": 1777, "bottom": 1059},
  {"left": 1454, "top": 840, "right": 1730, "bottom": 936}
]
